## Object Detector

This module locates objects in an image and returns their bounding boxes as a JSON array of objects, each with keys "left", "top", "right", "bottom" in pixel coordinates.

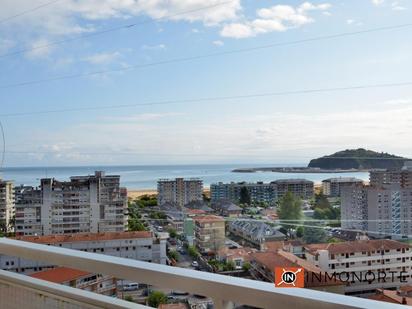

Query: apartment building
[
  {"left": 272, "top": 179, "right": 314, "bottom": 200},
  {"left": 193, "top": 215, "right": 225, "bottom": 254},
  {"left": 158, "top": 178, "right": 203, "bottom": 208},
  {"left": 341, "top": 165, "right": 412, "bottom": 238},
  {"left": 322, "top": 177, "right": 364, "bottom": 197},
  {"left": 305, "top": 239, "right": 412, "bottom": 294},
  {"left": 0, "top": 231, "right": 167, "bottom": 274},
  {"left": 210, "top": 182, "right": 277, "bottom": 205},
  {"left": 0, "top": 180, "right": 14, "bottom": 232},
  {"left": 15, "top": 171, "right": 128, "bottom": 236},
  {"left": 250, "top": 250, "right": 344, "bottom": 293},
  {"left": 30, "top": 267, "right": 117, "bottom": 297},
  {"left": 15, "top": 185, "right": 42, "bottom": 236}
]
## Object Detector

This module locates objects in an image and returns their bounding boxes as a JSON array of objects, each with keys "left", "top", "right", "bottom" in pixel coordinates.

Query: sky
[{"left": 0, "top": 0, "right": 412, "bottom": 167}]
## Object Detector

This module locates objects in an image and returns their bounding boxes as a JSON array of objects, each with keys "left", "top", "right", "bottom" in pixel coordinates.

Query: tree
[
  {"left": 314, "top": 193, "right": 331, "bottom": 210},
  {"left": 168, "top": 228, "right": 177, "bottom": 238},
  {"left": 128, "top": 219, "right": 146, "bottom": 231},
  {"left": 223, "top": 260, "right": 235, "bottom": 271},
  {"left": 303, "top": 222, "right": 327, "bottom": 244},
  {"left": 147, "top": 291, "right": 167, "bottom": 308},
  {"left": 168, "top": 250, "right": 179, "bottom": 262},
  {"left": 296, "top": 226, "right": 304, "bottom": 238},
  {"left": 124, "top": 295, "right": 134, "bottom": 302},
  {"left": 188, "top": 245, "right": 200, "bottom": 258},
  {"left": 239, "top": 186, "right": 251, "bottom": 205},
  {"left": 277, "top": 192, "right": 303, "bottom": 236},
  {"left": 242, "top": 262, "right": 251, "bottom": 271}
]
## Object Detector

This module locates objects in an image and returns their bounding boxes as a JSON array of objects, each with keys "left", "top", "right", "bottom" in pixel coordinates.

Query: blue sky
[{"left": 0, "top": 0, "right": 412, "bottom": 166}]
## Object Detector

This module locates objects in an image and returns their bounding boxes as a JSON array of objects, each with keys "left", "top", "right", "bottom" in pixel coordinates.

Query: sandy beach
[{"left": 127, "top": 188, "right": 211, "bottom": 200}]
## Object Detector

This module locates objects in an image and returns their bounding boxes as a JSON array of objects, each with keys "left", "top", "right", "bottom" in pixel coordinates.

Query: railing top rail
[{"left": 0, "top": 238, "right": 405, "bottom": 309}]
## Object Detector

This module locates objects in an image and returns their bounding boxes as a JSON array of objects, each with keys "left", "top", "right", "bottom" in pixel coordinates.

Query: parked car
[{"left": 122, "top": 282, "right": 139, "bottom": 291}]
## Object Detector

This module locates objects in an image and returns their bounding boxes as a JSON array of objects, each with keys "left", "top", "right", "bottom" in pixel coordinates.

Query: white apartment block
[
  {"left": 305, "top": 240, "right": 412, "bottom": 295},
  {"left": 0, "top": 180, "right": 14, "bottom": 232},
  {"left": 15, "top": 171, "right": 128, "bottom": 236},
  {"left": 341, "top": 166, "right": 412, "bottom": 239},
  {"left": 0, "top": 231, "right": 167, "bottom": 274},
  {"left": 157, "top": 178, "right": 203, "bottom": 208},
  {"left": 322, "top": 177, "right": 363, "bottom": 197}
]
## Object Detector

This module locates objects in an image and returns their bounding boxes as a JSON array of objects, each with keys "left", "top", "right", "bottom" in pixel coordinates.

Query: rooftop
[
  {"left": 30, "top": 267, "right": 90, "bottom": 284},
  {"left": 305, "top": 239, "right": 410, "bottom": 255},
  {"left": 14, "top": 231, "right": 153, "bottom": 244},
  {"left": 322, "top": 177, "right": 364, "bottom": 183},
  {"left": 368, "top": 289, "right": 412, "bottom": 306},
  {"left": 251, "top": 251, "right": 343, "bottom": 287},
  {"left": 193, "top": 215, "right": 225, "bottom": 223}
]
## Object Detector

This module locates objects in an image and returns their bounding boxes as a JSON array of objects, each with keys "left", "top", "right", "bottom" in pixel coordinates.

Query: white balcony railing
[{"left": 0, "top": 238, "right": 406, "bottom": 309}]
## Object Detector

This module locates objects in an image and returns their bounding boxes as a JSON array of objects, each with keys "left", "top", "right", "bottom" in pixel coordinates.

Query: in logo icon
[{"left": 275, "top": 267, "right": 304, "bottom": 288}]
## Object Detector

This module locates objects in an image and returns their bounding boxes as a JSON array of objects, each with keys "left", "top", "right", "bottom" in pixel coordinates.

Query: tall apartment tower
[
  {"left": 341, "top": 163, "right": 412, "bottom": 239},
  {"left": 0, "top": 180, "right": 15, "bottom": 232},
  {"left": 15, "top": 171, "right": 128, "bottom": 236},
  {"left": 157, "top": 178, "right": 203, "bottom": 208}
]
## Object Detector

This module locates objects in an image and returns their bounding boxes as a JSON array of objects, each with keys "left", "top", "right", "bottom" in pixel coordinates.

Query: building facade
[
  {"left": 158, "top": 178, "right": 203, "bottom": 208},
  {"left": 193, "top": 215, "right": 225, "bottom": 254},
  {"left": 305, "top": 240, "right": 412, "bottom": 295},
  {"left": 272, "top": 179, "right": 314, "bottom": 200},
  {"left": 210, "top": 182, "right": 277, "bottom": 205},
  {"left": 0, "top": 231, "right": 167, "bottom": 274},
  {"left": 0, "top": 180, "right": 14, "bottom": 232},
  {"left": 341, "top": 166, "right": 412, "bottom": 239},
  {"left": 322, "top": 177, "right": 364, "bottom": 197},
  {"left": 15, "top": 171, "right": 128, "bottom": 236}
]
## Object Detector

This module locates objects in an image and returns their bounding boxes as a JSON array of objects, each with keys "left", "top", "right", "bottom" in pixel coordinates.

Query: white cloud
[
  {"left": 141, "top": 44, "right": 166, "bottom": 51},
  {"left": 392, "top": 1, "right": 406, "bottom": 10},
  {"left": 0, "top": 39, "right": 15, "bottom": 54},
  {"left": 346, "top": 19, "right": 354, "bottom": 25},
  {"left": 372, "top": 0, "right": 385, "bottom": 5},
  {"left": 212, "top": 40, "right": 224, "bottom": 46},
  {"left": 25, "top": 38, "right": 54, "bottom": 59},
  {"left": 83, "top": 52, "right": 121, "bottom": 65},
  {"left": 221, "top": 2, "right": 331, "bottom": 39}
]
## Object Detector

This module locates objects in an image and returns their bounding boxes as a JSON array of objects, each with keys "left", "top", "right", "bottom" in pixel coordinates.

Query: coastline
[{"left": 127, "top": 188, "right": 211, "bottom": 199}]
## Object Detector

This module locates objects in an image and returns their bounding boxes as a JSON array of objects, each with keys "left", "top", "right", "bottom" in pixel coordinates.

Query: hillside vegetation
[{"left": 308, "top": 148, "right": 409, "bottom": 170}]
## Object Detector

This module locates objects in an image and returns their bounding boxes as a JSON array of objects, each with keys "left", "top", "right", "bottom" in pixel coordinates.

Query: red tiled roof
[
  {"left": 185, "top": 209, "right": 206, "bottom": 215},
  {"left": 13, "top": 231, "right": 153, "bottom": 244},
  {"left": 30, "top": 267, "right": 90, "bottom": 283},
  {"left": 251, "top": 251, "right": 343, "bottom": 287},
  {"left": 368, "top": 289, "right": 412, "bottom": 305},
  {"left": 305, "top": 239, "right": 410, "bottom": 255},
  {"left": 217, "top": 247, "right": 255, "bottom": 260},
  {"left": 193, "top": 215, "right": 225, "bottom": 223}
]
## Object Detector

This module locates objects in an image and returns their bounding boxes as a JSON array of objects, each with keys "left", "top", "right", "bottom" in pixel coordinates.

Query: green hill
[{"left": 308, "top": 148, "right": 409, "bottom": 170}]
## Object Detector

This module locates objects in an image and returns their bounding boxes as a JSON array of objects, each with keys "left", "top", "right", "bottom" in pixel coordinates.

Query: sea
[{"left": 0, "top": 164, "right": 370, "bottom": 190}]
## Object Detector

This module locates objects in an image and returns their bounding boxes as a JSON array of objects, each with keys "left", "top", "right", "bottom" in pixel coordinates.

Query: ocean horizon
[{"left": 0, "top": 164, "right": 370, "bottom": 190}]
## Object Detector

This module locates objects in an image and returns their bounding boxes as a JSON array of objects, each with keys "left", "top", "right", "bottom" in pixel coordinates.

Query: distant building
[
  {"left": 157, "top": 178, "right": 203, "bottom": 208},
  {"left": 341, "top": 165, "right": 412, "bottom": 238},
  {"left": 0, "top": 180, "right": 14, "bottom": 232},
  {"left": 15, "top": 171, "right": 128, "bottom": 236},
  {"left": 0, "top": 231, "right": 166, "bottom": 274},
  {"left": 211, "top": 200, "right": 242, "bottom": 217},
  {"left": 305, "top": 239, "right": 412, "bottom": 294},
  {"left": 217, "top": 247, "right": 255, "bottom": 270},
  {"left": 228, "top": 220, "right": 285, "bottom": 248},
  {"left": 30, "top": 267, "right": 117, "bottom": 297},
  {"left": 272, "top": 179, "right": 314, "bottom": 200},
  {"left": 210, "top": 182, "right": 277, "bottom": 205},
  {"left": 322, "top": 177, "right": 363, "bottom": 197},
  {"left": 193, "top": 215, "right": 225, "bottom": 254}
]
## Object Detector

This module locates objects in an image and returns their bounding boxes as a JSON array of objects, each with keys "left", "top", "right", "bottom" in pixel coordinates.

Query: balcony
[{"left": 0, "top": 238, "right": 403, "bottom": 309}]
